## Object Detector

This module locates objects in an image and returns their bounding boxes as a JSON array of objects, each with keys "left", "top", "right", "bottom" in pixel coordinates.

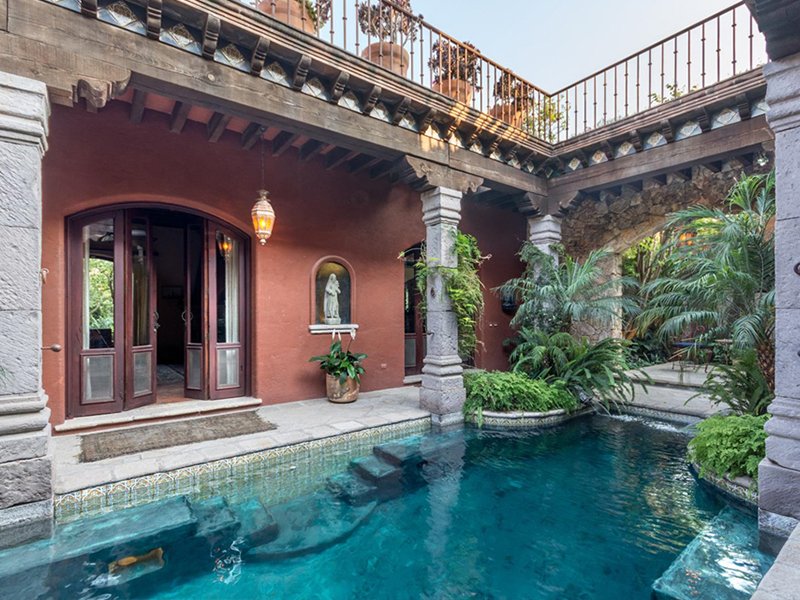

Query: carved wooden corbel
[
  {"left": 629, "top": 130, "right": 644, "bottom": 151},
  {"left": 697, "top": 107, "right": 712, "bottom": 132},
  {"left": 600, "top": 140, "right": 615, "bottom": 161},
  {"left": 250, "top": 37, "right": 270, "bottom": 77},
  {"left": 391, "top": 97, "right": 412, "bottom": 125},
  {"left": 81, "top": 0, "right": 98, "bottom": 19},
  {"left": 660, "top": 119, "right": 675, "bottom": 143},
  {"left": 145, "top": 0, "right": 162, "bottom": 40},
  {"left": 202, "top": 15, "right": 221, "bottom": 60},
  {"left": 736, "top": 93, "right": 752, "bottom": 120},
  {"left": 74, "top": 75, "right": 131, "bottom": 112},
  {"left": 362, "top": 85, "right": 381, "bottom": 115},
  {"left": 292, "top": 55, "right": 312, "bottom": 90},
  {"left": 395, "top": 156, "right": 483, "bottom": 194},
  {"left": 329, "top": 71, "right": 350, "bottom": 103}
]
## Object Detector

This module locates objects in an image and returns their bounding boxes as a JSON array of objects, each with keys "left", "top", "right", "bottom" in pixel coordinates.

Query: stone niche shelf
[
  {"left": 468, "top": 406, "right": 594, "bottom": 427},
  {"left": 308, "top": 324, "right": 359, "bottom": 335}
]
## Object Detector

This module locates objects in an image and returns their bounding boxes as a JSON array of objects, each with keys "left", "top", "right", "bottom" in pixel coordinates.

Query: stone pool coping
[
  {"left": 689, "top": 462, "right": 759, "bottom": 507},
  {"left": 752, "top": 521, "right": 800, "bottom": 600},
  {"left": 466, "top": 406, "right": 594, "bottom": 427}
]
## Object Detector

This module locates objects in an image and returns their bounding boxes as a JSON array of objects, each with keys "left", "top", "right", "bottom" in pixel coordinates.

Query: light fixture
[
  {"left": 252, "top": 139, "right": 276, "bottom": 245},
  {"left": 216, "top": 232, "right": 234, "bottom": 259},
  {"left": 251, "top": 190, "right": 275, "bottom": 245}
]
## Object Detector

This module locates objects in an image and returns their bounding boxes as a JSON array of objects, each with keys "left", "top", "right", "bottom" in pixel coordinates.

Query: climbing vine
[{"left": 408, "top": 231, "right": 489, "bottom": 358}]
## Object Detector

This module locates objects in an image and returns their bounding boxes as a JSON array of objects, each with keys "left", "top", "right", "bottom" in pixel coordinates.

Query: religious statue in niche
[
  {"left": 324, "top": 274, "right": 341, "bottom": 325},
  {"left": 315, "top": 261, "right": 351, "bottom": 325}
]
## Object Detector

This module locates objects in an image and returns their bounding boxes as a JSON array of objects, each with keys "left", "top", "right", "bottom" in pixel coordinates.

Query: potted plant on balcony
[
  {"left": 429, "top": 40, "right": 481, "bottom": 105},
  {"left": 489, "top": 72, "right": 527, "bottom": 129},
  {"left": 357, "top": 0, "right": 418, "bottom": 77},
  {"left": 309, "top": 339, "right": 368, "bottom": 403},
  {"left": 257, "top": 0, "right": 331, "bottom": 35}
]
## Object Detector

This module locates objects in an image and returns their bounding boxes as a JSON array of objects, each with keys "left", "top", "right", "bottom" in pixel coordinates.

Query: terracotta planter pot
[
  {"left": 361, "top": 42, "right": 410, "bottom": 77},
  {"left": 257, "top": 0, "right": 317, "bottom": 35},
  {"left": 326, "top": 374, "right": 359, "bottom": 403},
  {"left": 433, "top": 79, "right": 473, "bottom": 105},
  {"left": 489, "top": 103, "right": 525, "bottom": 129}
]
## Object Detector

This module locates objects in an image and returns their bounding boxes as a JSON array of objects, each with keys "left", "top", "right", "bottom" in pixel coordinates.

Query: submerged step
[
  {"left": 232, "top": 499, "right": 279, "bottom": 548},
  {"left": 351, "top": 455, "right": 402, "bottom": 484},
  {"left": 652, "top": 507, "right": 774, "bottom": 600},
  {"left": 193, "top": 497, "right": 240, "bottom": 543},
  {"left": 327, "top": 470, "right": 378, "bottom": 506},
  {"left": 246, "top": 490, "right": 376, "bottom": 560},
  {"left": 373, "top": 439, "right": 426, "bottom": 468}
]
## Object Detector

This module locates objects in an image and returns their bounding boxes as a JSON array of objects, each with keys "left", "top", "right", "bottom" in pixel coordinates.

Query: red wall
[{"left": 41, "top": 102, "right": 524, "bottom": 426}]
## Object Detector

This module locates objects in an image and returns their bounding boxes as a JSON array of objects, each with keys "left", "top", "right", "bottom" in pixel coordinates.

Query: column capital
[
  {"left": 421, "top": 187, "right": 462, "bottom": 228},
  {"left": 0, "top": 72, "right": 50, "bottom": 156},
  {"left": 527, "top": 214, "right": 562, "bottom": 245},
  {"left": 397, "top": 156, "right": 483, "bottom": 195},
  {"left": 764, "top": 52, "right": 800, "bottom": 134}
]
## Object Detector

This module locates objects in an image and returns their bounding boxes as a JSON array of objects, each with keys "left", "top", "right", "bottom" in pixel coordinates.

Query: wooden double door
[{"left": 67, "top": 208, "right": 248, "bottom": 418}]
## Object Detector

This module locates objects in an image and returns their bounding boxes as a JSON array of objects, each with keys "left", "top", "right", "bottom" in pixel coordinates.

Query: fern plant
[
  {"left": 688, "top": 414, "right": 769, "bottom": 484},
  {"left": 698, "top": 349, "right": 773, "bottom": 416}
]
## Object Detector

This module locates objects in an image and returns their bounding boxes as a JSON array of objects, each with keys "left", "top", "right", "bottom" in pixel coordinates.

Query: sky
[{"left": 412, "top": 0, "right": 737, "bottom": 91}]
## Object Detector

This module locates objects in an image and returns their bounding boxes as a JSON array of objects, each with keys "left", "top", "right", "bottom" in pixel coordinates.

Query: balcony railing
[{"left": 244, "top": 0, "right": 767, "bottom": 143}]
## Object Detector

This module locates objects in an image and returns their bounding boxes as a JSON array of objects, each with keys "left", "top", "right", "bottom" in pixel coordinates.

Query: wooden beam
[
  {"left": 169, "top": 100, "right": 190, "bottom": 133},
  {"left": 130, "top": 88, "right": 147, "bottom": 124},
  {"left": 324, "top": 147, "right": 357, "bottom": 170},
  {"left": 272, "top": 130, "right": 300, "bottom": 157},
  {"left": 80, "top": 0, "right": 98, "bottom": 18},
  {"left": 370, "top": 160, "right": 394, "bottom": 180},
  {"left": 241, "top": 122, "right": 268, "bottom": 149},
  {"left": 207, "top": 112, "right": 232, "bottom": 142},
  {"left": 702, "top": 160, "right": 723, "bottom": 173},
  {"left": 348, "top": 154, "right": 380, "bottom": 175},
  {"left": 299, "top": 139, "right": 325, "bottom": 163},
  {"left": 621, "top": 181, "right": 642, "bottom": 194}
]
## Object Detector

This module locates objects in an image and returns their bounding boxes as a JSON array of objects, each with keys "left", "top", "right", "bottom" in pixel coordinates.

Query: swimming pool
[{"left": 0, "top": 414, "right": 763, "bottom": 599}]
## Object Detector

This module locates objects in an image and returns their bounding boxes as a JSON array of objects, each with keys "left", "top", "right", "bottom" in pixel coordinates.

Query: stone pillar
[
  {"left": 0, "top": 71, "right": 52, "bottom": 549},
  {"left": 420, "top": 187, "right": 465, "bottom": 426},
  {"left": 527, "top": 214, "right": 562, "bottom": 261},
  {"left": 759, "top": 52, "right": 800, "bottom": 550}
]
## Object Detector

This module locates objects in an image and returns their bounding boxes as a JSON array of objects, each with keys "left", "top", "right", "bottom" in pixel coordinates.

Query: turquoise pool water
[{"left": 3, "top": 414, "right": 761, "bottom": 599}]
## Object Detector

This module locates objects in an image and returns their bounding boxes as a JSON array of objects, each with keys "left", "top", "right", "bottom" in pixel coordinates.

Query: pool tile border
[
  {"left": 466, "top": 406, "right": 593, "bottom": 427},
  {"left": 689, "top": 462, "right": 759, "bottom": 507},
  {"left": 54, "top": 417, "right": 430, "bottom": 522}
]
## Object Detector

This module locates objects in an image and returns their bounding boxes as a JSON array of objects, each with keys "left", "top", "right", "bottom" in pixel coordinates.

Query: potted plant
[
  {"left": 490, "top": 72, "right": 527, "bottom": 129},
  {"left": 309, "top": 340, "right": 368, "bottom": 403},
  {"left": 357, "top": 0, "right": 418, "bottom": 77},
  {"left": 257, "top": 0, "right": 331, "bottom": 35},
  {"left": 429, "top": 40, "right": 481, "bottom": 105}
]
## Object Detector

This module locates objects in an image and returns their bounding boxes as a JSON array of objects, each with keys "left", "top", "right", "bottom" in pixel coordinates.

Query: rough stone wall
[{"left": 562, "top": 158, "right": 774, "bottom": 260}]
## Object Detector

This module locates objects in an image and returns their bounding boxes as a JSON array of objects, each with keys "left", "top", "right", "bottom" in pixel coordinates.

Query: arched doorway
[{"left": 66, "top": 206, "right": 249, "bottom": 418}]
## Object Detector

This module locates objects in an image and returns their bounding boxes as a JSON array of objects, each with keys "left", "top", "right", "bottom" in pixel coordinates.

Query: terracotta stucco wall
[{"left": 40, "top": 102, "right": 524, "bottom": 426}]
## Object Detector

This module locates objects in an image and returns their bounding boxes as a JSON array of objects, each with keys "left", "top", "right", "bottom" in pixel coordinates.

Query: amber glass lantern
[{"left": 251, "top": 189, "right": 275, "bottom": 245}]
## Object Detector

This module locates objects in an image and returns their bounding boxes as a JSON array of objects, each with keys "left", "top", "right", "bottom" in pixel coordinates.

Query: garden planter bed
[
  {"left": 467, "top": 406, "right": 593, "bottom": 427},
  {"left": 689, "top": 462, "right": 758, "bottom": 508}
]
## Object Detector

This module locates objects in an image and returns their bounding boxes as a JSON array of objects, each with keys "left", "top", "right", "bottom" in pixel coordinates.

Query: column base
[
  {"left": 758, "top": 457, "right": 800, "bottom": 553},
  {"left": 759, "top": 508, "right": 799, "bottom": 555},
  {"left": 429, "top": 412, "right": 465, "bottom": 428},
  {"left": 0, "top": 498, "right": 53, "bottom": 550}
]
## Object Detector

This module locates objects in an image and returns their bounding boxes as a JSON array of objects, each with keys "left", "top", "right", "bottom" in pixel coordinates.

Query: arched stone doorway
[{"left": 65, "top": 205, "right": 250, "bottom": 418}]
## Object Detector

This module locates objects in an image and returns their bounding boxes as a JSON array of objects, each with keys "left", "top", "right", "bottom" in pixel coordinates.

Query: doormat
[{"left": 80, "top": 412, "right": 277, "bottom": 463}]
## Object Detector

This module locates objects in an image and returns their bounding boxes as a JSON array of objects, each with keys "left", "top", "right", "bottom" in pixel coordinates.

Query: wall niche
[{"left": 310, "top": 257, "right": 357, "bottom": 334}]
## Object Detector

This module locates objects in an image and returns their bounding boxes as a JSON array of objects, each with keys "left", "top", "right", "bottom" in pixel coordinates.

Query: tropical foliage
[
  {"left": 506, "top": 329, "right": 643, "bottom": 410},
  {"left": 309, "top": 340, "right": 368, "bottom": 385},
  {"left": 700, "top": 349, "right": 773, "bottom": 416},
  {"left": 496, "top": 243, "right": 638, "bottom": 334},
  {"left": 635, "top": 171, "right": 776, "bottom": 390},
  {"left": 463, "top": 370, "right": 578, "bottom": 426},
  {"left": 689, "top": 414, "right": 769, "bottom": 483}
]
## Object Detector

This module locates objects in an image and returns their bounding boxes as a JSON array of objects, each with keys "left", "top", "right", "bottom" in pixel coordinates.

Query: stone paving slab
[
  {"left": 629, "top": 383, "right": 721, "bottom": 419},
  {"left": 52, "top": 387, "right": 427, "bottom": 494},
  {"left": 627, "top": 362, "right": 711, "bottom": 389}
]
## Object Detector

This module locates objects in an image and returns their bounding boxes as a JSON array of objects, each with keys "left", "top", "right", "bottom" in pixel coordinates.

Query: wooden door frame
[{"left": 66, "top": 203, "right": 251, "bottom": 418}]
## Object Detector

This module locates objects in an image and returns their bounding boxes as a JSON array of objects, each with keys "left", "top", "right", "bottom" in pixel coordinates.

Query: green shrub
[
  {"left": 698, "top": 349, "right": 773, "bottom": 416},
  {"left": 463, "top": 370, "right": 578, "bottom": 426},
  {"left": 688, "top": 414, "right": 769, "bottom": 484}
]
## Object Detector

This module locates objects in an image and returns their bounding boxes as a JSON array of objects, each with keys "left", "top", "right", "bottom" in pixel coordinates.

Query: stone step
[
  {"left": 351, "top": 454, "right": 403, "bottom": 484},
  {"left": 231, "top": 499, "right": 279, "bottom": 549},
  {"left": 652, "top": 507, "right": 774, "bottom": 600},
  {"left": 373, "top": 438, "right": 426, "bottom": 468},
  {"left": 193, "top": 497, "right": 240, "bottom": 543},
  {"left": 327, "top": 471, "right": 378, "bottom": 506},
  {"left": 246, "top": 490, "right": 376, "bottom": 560}
]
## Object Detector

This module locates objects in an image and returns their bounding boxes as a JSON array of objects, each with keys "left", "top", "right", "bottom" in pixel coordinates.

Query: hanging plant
[{"left": 405, "top": 231, "right": 489, "bottom": 359}]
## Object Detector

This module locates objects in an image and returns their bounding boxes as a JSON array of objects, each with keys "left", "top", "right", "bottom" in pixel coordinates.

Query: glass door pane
[
  {"left": 184, "top": 222, "right": 206, "bottom": 398},
  {"left": 126, "top": 214, "right": 157, "bottom": 408}
]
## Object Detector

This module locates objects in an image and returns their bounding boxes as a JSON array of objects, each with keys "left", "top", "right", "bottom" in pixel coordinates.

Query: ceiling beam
[
  {"left": 272, "top": 130, "right": 301, "bottom": 157},
  {"left": 207, "top": 112, "right": 232, "bottom": 142},
  {"left": 348, "top": 154, "right": 381, "bottom": 174},
  {"left": 130, "top": 88, "right": 147, "bottom": 124},
  {"left": 169, "top": 100, "right": 190, "bottom": 133},
  {"left": 241, "top": 122, "right": 267, "bottom": 149},
  {"left": 299, "top": 139, "right": 325, "bottom": 163},
  {"left": 324, "top": 147, "right": 357, "bottom": 170},
  {"left": 370, "top": 160, "right": 394, "bottom": 180}
]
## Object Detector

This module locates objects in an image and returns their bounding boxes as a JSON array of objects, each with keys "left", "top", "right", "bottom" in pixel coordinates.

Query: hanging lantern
[
  {"left": 216, "top": 232, "right": 234, "bottom": 259},
  {"left": 251, "top": 189, "right": 275, "bottom": 245}
]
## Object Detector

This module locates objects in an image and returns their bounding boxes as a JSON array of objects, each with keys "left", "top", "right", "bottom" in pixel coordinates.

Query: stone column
[
  {"left": 420, "top": 187, "right": 465, "bottom": 426},
  {"left": 527, "top": 214, "right": 562, "bottom": 261},
  {"left": 759, "top": 52, "right": 800, "bottom": 550},
  {"left": 0, "top": 71, "right": 52, "bottom": 549}
]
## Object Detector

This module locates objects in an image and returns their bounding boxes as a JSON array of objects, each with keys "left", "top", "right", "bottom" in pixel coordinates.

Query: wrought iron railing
[{"left": 245, "top": 0, "right": 767, "bottom": 143}]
